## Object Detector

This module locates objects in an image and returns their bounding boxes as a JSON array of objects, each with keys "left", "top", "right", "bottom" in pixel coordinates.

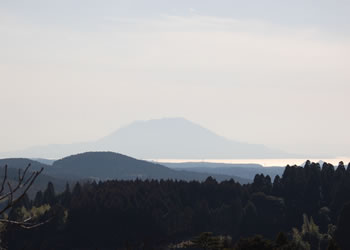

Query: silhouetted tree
[{"left": 43, "top": 182, "right": 56, "bottom": 205}]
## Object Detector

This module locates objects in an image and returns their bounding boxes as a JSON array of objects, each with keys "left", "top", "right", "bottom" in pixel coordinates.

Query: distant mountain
[
  {"left": 0, "top": 118, "right": 296, "bottom": 159},
  {"left": 95, "top": 118, "right": 293, "bottom": 159},
  {"left": 48, "top": 151, "right": 250, "bottom": 184},
  {"left": 162, "top": 162, "right": 285, "bottom": 181}
]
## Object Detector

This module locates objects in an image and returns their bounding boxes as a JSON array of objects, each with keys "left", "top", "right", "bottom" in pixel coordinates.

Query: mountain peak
[
  {"left": 1, "top": 118, "right": 293, "bottom": 159},
  {"left": 115, "top": 117, "right": 210, "bottom": 133},
  {"left": 96, "top": 118, "right": 290, "bottom": 159}
]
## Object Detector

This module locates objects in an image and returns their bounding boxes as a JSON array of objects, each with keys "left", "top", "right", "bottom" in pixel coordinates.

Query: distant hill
[
  {"left": 0, "top": 152, "right": 250, "bottom": 184},
  {"left": 48, "top": 152, "right": 250, "bottom": 184},
  {"left": 0, "top": 158, "right": 50, "bottom": 171},
  {"left": 31, "top": 158, "right": 56, "bottom": 165},
  {"left": 0, "top": 159, "right": 66, "bottom": 197},
  {"left": 162, "top": 162, "right": 285, "bottom": 181},
  {"left": 0, "top": 118, "right": 296, "bottom": 159},
  {"left": 164, "top": 162, "right": 264, "bottom": 169}
]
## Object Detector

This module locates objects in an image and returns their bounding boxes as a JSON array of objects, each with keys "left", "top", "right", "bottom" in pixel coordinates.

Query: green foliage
[
  {"left": 191, "top": 232, "right": 225, "bottom": 250},
  {"left": 291, "top": 214, "right": 335, "bottom": 250},
  {"left": 10, "top": 204, "right": 51, "bottom": 223},
  {"left": 291, "top": 228, "right": 311, "bottom": 250},
  {"left": 30, "top": 204, "right": 51, "bottom": 218},
  {"left": 234, "top": 235, "right": 274, "bottom": 250}
]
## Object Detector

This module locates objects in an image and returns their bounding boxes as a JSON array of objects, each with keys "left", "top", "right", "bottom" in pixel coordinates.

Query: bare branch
[
  {"left": 0, "top": 164, "right": 49, "bottom": 230},
  {"left": 0, "top": 165, "right": 35, "bottom": 201},
  {"left": 0, "top": 165, "right": 7, "bottom": 194},
  {"left": 0, "top": 167, "right": 43, "bottom": 215},
  {"left": 20, "top": 164, "right": 31, "bottom": 183},
  {"left": 0, "top": 217, "right": 52, "bottom": 229},
  {"left": 17, "top": 169, "right": 21, "bottom": 184},
  {"left": 22, "top": 172, "right": 36, "bottom": 188},
  {"left": 7, "top": 182, "right": 13, "bottom": 207}
]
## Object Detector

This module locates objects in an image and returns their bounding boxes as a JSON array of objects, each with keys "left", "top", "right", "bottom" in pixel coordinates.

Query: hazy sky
[{"left": 1, "top": 0, "right": 350, "bottom": 157}]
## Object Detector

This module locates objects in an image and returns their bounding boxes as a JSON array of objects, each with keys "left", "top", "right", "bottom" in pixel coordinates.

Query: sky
[{"left": 1, "top": 0, "right": 350, "bottom": 157}]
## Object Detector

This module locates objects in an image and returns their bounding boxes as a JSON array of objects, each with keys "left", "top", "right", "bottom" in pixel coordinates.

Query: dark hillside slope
[
  {"left": 50, "top": 152, "right": 250, "bottom": 183},
  {"left": 163, "top": 162, "right": 285, "bottom": 180},
  {"left": 0, "top": 158, "right": 49, "bottom": 171},
  {"left": 0, "top": 158, "right": 66, "bottom": 193},
  {"left": 0, "top": 166, "right": 66, "bottom": 197}
]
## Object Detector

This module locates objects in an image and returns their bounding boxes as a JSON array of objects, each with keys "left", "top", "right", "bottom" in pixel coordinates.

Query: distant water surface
[{"left": 148, "top": 158, "right": 350, "bottom": 167}]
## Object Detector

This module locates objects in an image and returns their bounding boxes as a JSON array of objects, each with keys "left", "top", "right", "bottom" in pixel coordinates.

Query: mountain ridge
[
  {"left": 49, "top": 151, "right": 250, "bottom": 183},
  {"left": 0, "top": 151, "right": 251, "bottom": 184}
]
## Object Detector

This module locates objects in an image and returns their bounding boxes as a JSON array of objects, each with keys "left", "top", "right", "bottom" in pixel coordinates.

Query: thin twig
[
  {"left": 0, "top": 217, "right": 52, "bottom": 229},
  {"left": 0, "top": 165, "right": 7, "bottom": 194},
  {"left": 0, "top": 165, "right": 49, "bottom": 230},
  {"left": 7, "top": 182, "right": 13, "bottom": 207},
  {"left": 0, "top": 167, "right": 43, "bottom": 215}
]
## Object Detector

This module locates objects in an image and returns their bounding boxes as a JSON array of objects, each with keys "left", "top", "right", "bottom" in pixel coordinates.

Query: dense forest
[{"left": 2, "top": 161, "right": 350, "bottom": 250}]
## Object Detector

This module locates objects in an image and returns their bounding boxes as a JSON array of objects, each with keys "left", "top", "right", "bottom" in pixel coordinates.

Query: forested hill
[
  {"left": 48, "top": 151, "right": 249, "bottom": 183},
  {"left": 163, "top": 161, "right": 285, "bottom": 180},
  {"left": 0, "top": 152, "right": 250, "bottom": 184},
  {"left": 0, "top": 159, "right": 66, "bottom": 196},
  {"left": 6, "top": 161, "right": 350, "bottom": 249},
  {"left": 0, "top": 158, "right": 49, "bottom": 171}
]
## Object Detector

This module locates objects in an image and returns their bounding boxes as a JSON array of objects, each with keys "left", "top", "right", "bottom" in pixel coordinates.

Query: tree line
[{"left": 2, "top": 161, "right": 350, "bottom": 249}]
